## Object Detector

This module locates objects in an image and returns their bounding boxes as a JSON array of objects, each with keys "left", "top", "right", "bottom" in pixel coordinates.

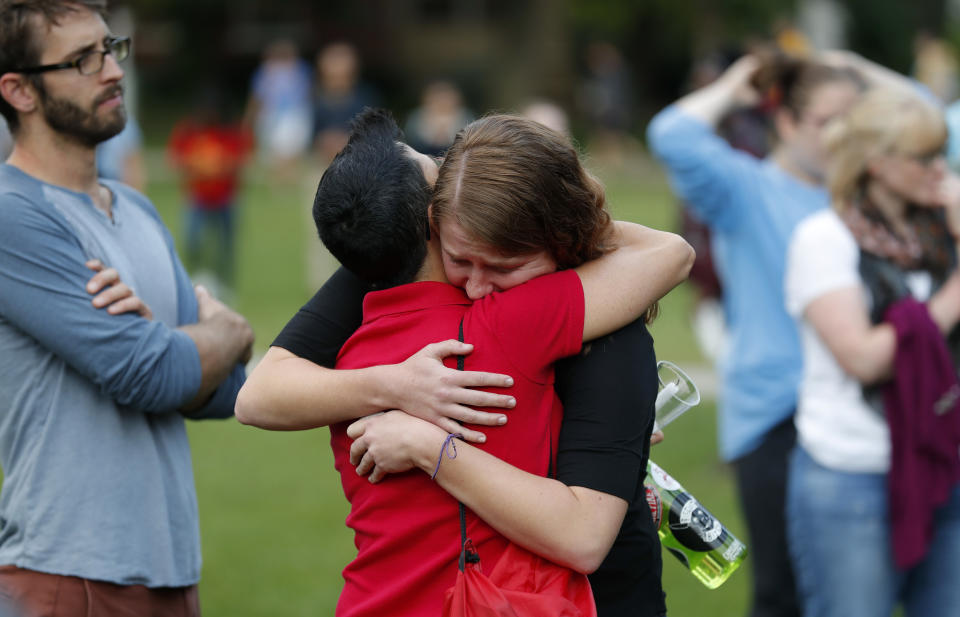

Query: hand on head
[{"left": 721, "top": 55, "right": 763, "bottom": 107}]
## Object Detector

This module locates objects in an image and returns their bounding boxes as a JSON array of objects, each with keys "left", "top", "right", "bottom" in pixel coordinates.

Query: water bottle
[{"left": 644, "top": 460, "right": 747, "bottom": 589}]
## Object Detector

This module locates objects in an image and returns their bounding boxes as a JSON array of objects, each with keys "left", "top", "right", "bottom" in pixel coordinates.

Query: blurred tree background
[{"left": 125, "top": 0, "right": 954, "bottom": 142}]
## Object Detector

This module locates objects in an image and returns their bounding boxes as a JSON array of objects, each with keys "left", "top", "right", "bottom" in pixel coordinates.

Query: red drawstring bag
[
  {"left": 442, "top": 512, "right": 597, "bottom": 617},
  {"left": 443, "top": 321, "right": 597, "bottom": 617}
]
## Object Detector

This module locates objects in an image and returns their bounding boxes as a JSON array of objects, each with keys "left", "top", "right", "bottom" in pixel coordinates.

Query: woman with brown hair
[
  {"left": 427, "top": 114, "right": 659, "bottom": 321},
  {"left": 347, "top": 114, "right": 674, "bottom": 616},
  {"left": 785, "top": 88, "right": 960, "bottom": 617}
]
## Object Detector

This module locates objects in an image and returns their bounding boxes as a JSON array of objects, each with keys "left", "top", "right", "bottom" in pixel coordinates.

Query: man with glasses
[{"left": 0, "top": 2, "right": 253, "bottom": 615}]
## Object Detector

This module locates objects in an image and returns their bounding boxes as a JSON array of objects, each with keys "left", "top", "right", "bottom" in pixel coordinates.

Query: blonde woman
[{"left": 785, "top": 88, "right": 960, "bottom": 617}]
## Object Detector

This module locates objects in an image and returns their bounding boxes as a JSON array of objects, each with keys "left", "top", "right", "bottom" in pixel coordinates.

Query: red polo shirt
[{"left": 332, "top": 270, "right": 585, "bottom": 617}]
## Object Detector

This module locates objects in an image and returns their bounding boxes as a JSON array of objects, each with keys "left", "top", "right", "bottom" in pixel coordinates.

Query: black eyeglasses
[{"left": 14, "top": 36, "right": 130, "bottom": 76}]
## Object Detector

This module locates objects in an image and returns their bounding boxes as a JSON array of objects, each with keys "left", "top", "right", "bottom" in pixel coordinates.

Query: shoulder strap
[{"left": 456, "top": 318, "right": 480, "bottom": 571}]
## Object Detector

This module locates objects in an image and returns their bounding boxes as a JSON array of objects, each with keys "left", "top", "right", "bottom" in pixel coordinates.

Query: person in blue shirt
[
  {"left": 0, "top": 2, "right": 253, "bottom": 615},
  {"left": 244, "top": 38, "right": 313, "bottom": 168},
  {"left": 648, "top": 51, "right": 917, "bottom": 617}
]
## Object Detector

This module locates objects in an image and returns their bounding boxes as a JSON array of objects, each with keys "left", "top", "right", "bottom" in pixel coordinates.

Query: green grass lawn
[{"left": 44, "top": 152, "right": 754, "bottom": 615}]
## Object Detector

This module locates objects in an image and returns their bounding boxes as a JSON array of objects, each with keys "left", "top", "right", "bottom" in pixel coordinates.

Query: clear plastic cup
[{"left": 653, "top": 360, "right": 701, "bottom": 432}]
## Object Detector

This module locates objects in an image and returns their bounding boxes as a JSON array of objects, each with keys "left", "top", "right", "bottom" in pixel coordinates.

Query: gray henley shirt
[{"left": 0, "top": 163, "right": 244, "bottom": 587}]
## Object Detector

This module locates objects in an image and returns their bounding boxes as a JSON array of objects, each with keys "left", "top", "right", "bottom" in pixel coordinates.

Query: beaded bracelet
[{"left": 431, "top": 433, "right": 463, "bottom": 480}]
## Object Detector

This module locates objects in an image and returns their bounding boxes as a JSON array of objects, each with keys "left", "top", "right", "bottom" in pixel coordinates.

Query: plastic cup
[{"left": 653, "top": 360, "right": 701, "bottom": 432}]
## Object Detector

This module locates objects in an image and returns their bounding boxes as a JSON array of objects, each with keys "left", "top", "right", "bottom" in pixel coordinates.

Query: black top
[
  {"left": 272, "top": 267, "right": 666, "bottom": 617},
  {"left": 272, "top": 267, "right": 371, "bottom": 366},
  {"left": 556, "top": 323, "right": 665, "bottom": 617}
]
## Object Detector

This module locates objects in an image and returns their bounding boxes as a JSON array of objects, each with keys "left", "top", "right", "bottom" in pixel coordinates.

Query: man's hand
[
  {"left": 651, "top": 430, "right": 664, "bottom": 446},
  {"left": 179, "top": 284, "right": 254, "bottom": 412},
  {"left": 383, "top": 340, "right": 516, "bottom": 443},
  {"left": 85, "top": 259, "right": 153, "bottom": 319},
  {"left": 194, "top": 284, "right": 254, "bottom": 365},
  {"left": 347, "top": 411, "right": 448, "bottom": 483}
]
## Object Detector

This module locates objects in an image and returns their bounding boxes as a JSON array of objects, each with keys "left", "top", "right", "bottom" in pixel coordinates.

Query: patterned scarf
[{"left": 840, "top": 196, "right": 954, "bottom": 278}]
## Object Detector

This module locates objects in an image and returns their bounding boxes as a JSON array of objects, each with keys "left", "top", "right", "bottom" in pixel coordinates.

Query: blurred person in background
[
  {"left": 0, "top": 115, "right": 10, "bottom": 159},
  {"left": 785, "top": 88, "right": 960, "bottom": 617},
  {"left": 648, "top": 50, "right": 918, "bottom": 617},
  {"left": 307, "top": 41, "right": 378, "bottom": 290},
  {"left": 945, "top": 98, "right": 960, "bottom": 172},
  {"left": 0, "top": 1, "right": 253, "bottom": 615},
  {"left": 912, "top": 31, "right": 959, "bottom": 104},
  {"left": 404, "top": 79, "right": 473, "bottom": 157},
  {"left": 578, "top": 40, "right": 635, "bottom": 166},
  {"left": 168, "top": 85, "right": 252, "bottom": 298},
  {"left": 238, "top": 110, "right": 692, "bottom": 617},
  {"left": 95, "top": 2, "right": 143, "bottom": 190},
  {"left": 243, "top": 38, "right": 312, "bottom": 170},
  {"left": 677, "top": 48, "right": 771, "bottom": 363},
  {"left": 521, "top": 98, "right": 570, "bottom": 135},
  {"left": 312, "top": 41, "right": 378, "bottom": 165},
  {"left": 772, "top": 19, "right": 812, "bottom": 58}
]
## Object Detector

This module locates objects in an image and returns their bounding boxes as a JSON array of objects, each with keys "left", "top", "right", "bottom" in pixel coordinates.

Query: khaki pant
[{"left": 0, "top": 566, "right": 200, "bottom": 617}]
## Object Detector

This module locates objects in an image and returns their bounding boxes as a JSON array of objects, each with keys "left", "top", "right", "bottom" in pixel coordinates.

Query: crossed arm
[
  {"left": 82, "top": 259, "right": 253, "bottom": 413},
  {"left": 0, "top": 198, "right": 251, "bottom": 414}
]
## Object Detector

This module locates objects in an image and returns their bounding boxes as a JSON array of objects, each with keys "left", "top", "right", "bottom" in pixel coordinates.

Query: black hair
[
  {"left": 312, "top": 107, "right": 431, "bottom": 289},
  {"left": 751, "top": 53, "right": 865, "bottom": 118}
]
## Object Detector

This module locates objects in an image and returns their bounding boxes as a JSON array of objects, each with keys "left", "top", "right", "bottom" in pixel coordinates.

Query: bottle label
[
  {"left": 668, "top": 494, "right": 725, "bottom": 552},
  {"left": 648, "top": 462, "right": 682, "bottom": 491},
  {"left": 723, "top": 539, "right": 745, "bottom": 562},
  {"left": 644, "top": 485, "right": 663, "bottom": 529},
  {"left": 678, "top": 498, "right": 722, "bottom": 543}
]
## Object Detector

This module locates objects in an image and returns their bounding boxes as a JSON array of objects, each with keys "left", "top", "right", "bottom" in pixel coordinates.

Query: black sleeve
[
  {"left": 554, "top": 318, "right": 657, "bottom": 503},
  {"left": 271, "top": 266, "right": 371, "bottom": 368}
]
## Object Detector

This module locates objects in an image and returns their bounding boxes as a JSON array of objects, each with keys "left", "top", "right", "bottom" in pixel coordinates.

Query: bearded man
[{"left": 0, "top": 2, "right": 254, "bottom": 615}]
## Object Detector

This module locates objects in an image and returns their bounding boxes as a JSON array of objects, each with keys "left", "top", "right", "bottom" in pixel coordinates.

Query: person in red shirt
[
  {"left": 168, "top": 87, "right": 252, "bottom": 292},
  {"left": 295, "top": 110, "right": 692, "bottom": 616}
]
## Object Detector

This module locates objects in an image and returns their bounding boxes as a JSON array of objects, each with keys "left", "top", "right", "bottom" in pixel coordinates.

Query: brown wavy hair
[
  {"left": 0, "top": 0, "right": 108, "bottom": 132},
  {"left": 432, "top": 114, "right": 613, "bottom": 268},
  {"left": 431, "top": 114, "right": 659, "bottom": 322}
]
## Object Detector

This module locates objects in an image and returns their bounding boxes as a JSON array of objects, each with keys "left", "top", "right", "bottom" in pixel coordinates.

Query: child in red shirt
[{"left": 168, "top": 90, "right": 252, "bottom": 292}]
